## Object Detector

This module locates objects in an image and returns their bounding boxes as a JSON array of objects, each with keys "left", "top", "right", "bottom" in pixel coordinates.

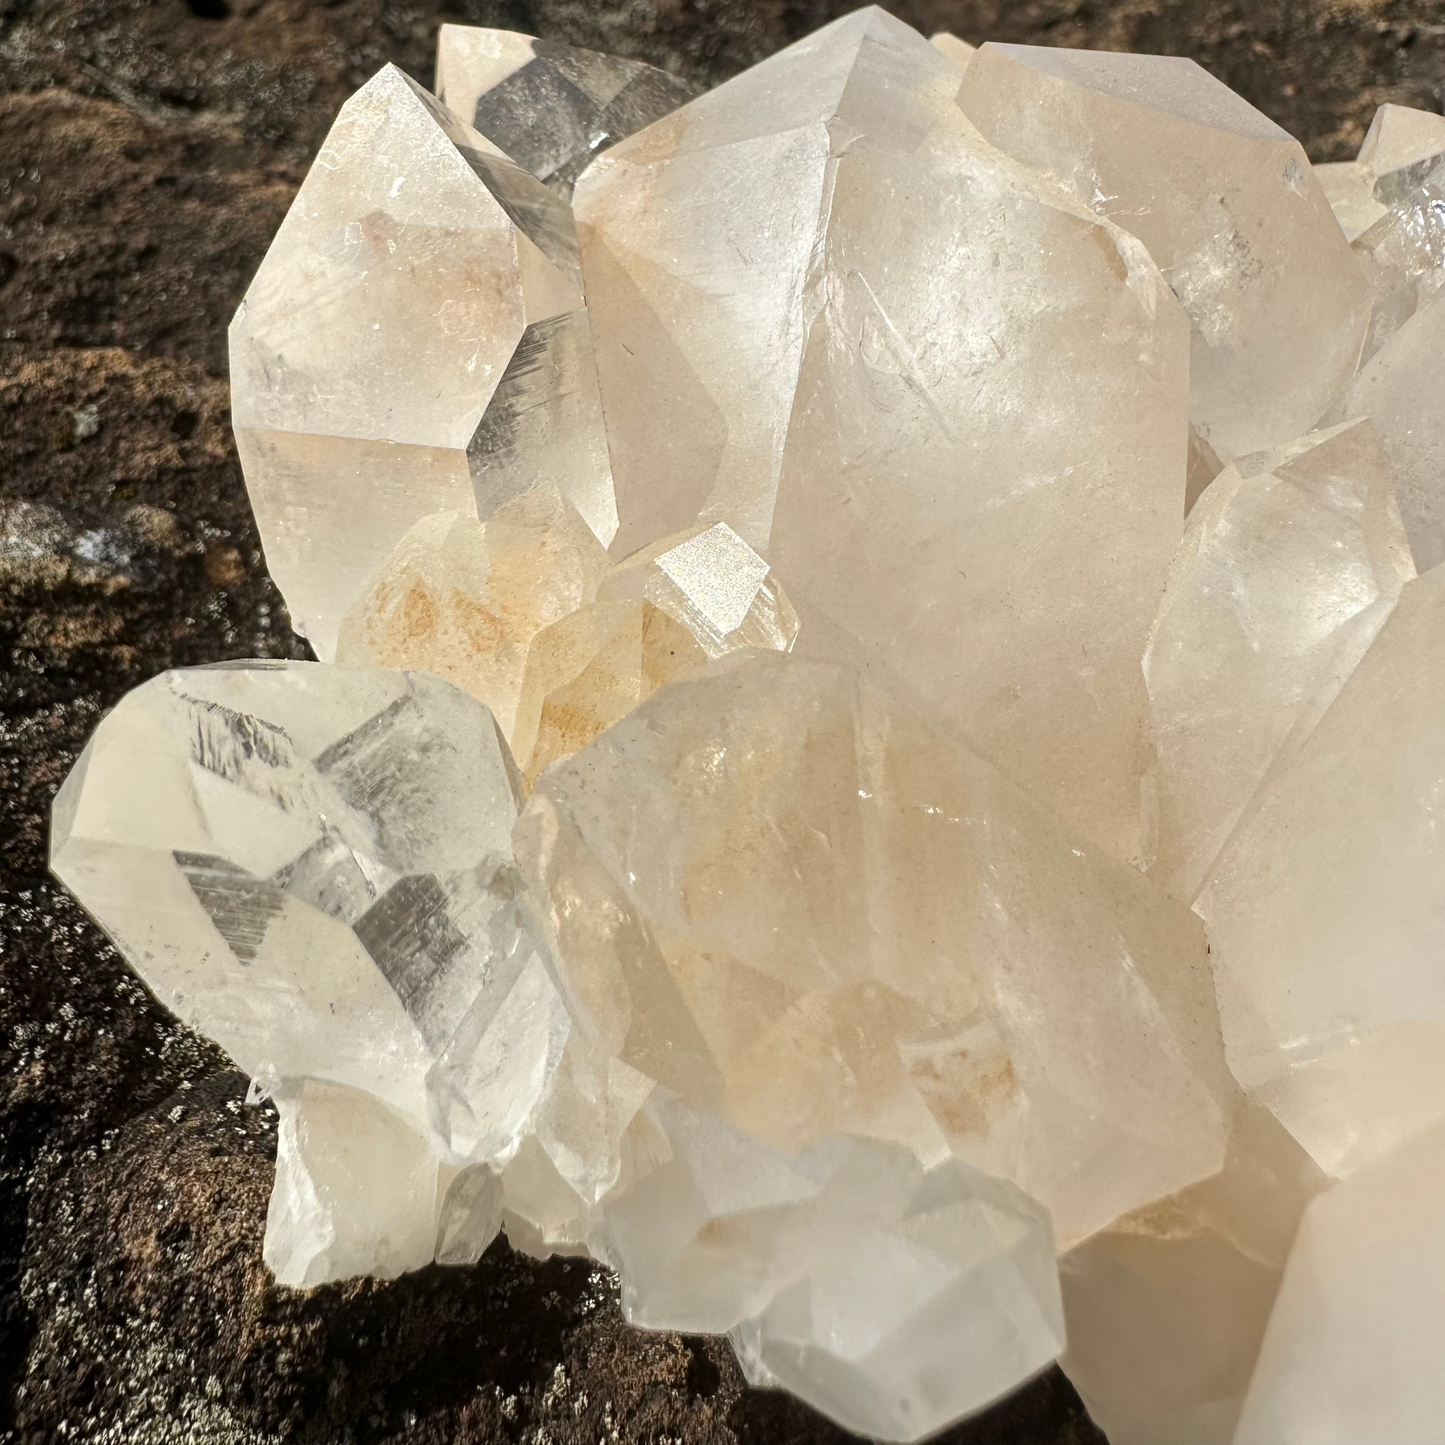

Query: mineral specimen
[
  {"left": 49, "top": 9, "right": 1445, "bottom": 1442},
  {"left": 1234, "top": 1119, "right": 1445, "bottom": 1444},
  {"left": 516, "top": 652, "right": 1233, "bottom": 1250},
  {"left": 435, "top": 25, "right": 698, "bottom": 195},
  {"left": 960, "top": 42, "right": 1370, "bottom": 461},
  {"left": 1198, "top": 565, "right": 1445, "bottom": 1179},
  {"left": 230, "top": 65, "right": 615, "bottom": 659},
  {"left": 575, "top": 7, "right": 1191, "bottom": 864},
  {"left": 1144, "top": 418, "right": 1414, "bottom": 902}
]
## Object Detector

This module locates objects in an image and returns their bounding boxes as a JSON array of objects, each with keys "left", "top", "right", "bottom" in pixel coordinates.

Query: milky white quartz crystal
[
  {"left": 1198, "top": 565, "right": 1445, "bottom": 1179},
  {"left": 516, "top": 652, "right": 1232, "bottom": 1250},
  {"left": 435, "top": 25, "right": 696, "bottom": 195},
  {"left": 49, "top": 663, "right": 568, "bottom": 1276},
  {"left": 575, "top": 7, "right": 1191, "bottom": 864},
  {"left": 230, "top": 64, "right": 615, "bottom": 659},
  {"left": 1234, "top": 1119, "right": 1445, "bottom": 1445},
  {"left": 1144, "top": 419, "right": 1414, "bottom": 901},
  {"left": 1059, "top": 1102, "right": 1327, "bottom": 1445},
  {"left": 1316, "top": 102, "right": 1445, "bottom": 242},
  {"left": 334, "top": 483, "right": 610, "bottom": 747},
  {"left": 960, "top": 43, "right": 1370, "bottom": 462}
]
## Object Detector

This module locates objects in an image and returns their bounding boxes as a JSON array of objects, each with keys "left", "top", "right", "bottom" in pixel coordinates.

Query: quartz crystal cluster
[{"left": 50, "top": 10, "right": 1445, "bottom": 1443}]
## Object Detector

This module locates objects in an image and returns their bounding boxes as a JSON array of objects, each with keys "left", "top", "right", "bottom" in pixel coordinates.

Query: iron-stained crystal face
[{"left": 435, "top": 25, "right": 698, "bottom": 195}]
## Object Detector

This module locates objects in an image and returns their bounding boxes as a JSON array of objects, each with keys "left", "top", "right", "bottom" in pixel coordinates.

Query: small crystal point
[
  {"left": 230, "top": 64, "right": 615, "bottom": 658},
  {"left": 1145, "top": 418, "right": 1414, "bottom": 901},
  {"left": 435, "top": 25, "right": 697, "bottom": 195},
  {"left": 1234, "top": 1120, "right": 1445, "bottom": 1445},
  {"left": 929, "top": 31, "right": 975, "bottom": 70},
  {"left": 1198, "top": 564, "right": 1445, "bottom": 1178},
  {"left": 960, "top": 42, "right": 1371, "bottom": 462}
]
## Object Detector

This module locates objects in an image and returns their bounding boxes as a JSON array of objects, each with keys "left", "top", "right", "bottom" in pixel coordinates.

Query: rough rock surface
[{"left": 2, "top": 1, "right": 1441, "bottom": 1440}]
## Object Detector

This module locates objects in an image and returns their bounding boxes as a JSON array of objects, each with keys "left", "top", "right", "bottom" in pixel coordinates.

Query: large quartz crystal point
[
  {"left": 727, "top": 1161, "right": 1064, "bottom": 1443},
  {"left": 514, "top": 651, "right": 1232, "bottom": 1248},
  {"left": 1059, "top": 1101, "right": 1328, "bottom": 1445},
  {"left": 574, "top": 8, "right": 1192, "bottom": 864},
  {"left": 230, "top": 64, "right": 616, "bottom": 659},
  {"left": 1315, "top": 102, "right": 1445, "bottom": 243},
  {"left": 436, "top": 25, "right": 697, "bottom": 196},
  {"left": 1233, "top": 1119, "right": 1445, "bottom": 1445},
  {"left": 1344, "top": 291, "right": 1445, "bottom": 572},
  {"left": 960, "top": 44, "right": 1370, "bottom": 461},
  {"left": 1197, "top": 565, "right": 1445, "bottom": 1179},
  {"left": 1144, "top": 418, "right": 1414, "bottom": 901},
  {"left": 334, "top": 483, "right": 611, "bottom": 747},
  {"left": 49, "top": 661, "right": 551, "bottom": 1147}
]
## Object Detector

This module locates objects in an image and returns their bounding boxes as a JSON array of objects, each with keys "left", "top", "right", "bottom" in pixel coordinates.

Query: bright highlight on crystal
[{"left": 50, "top": 9, "right": 1445, "bottom": 1443}]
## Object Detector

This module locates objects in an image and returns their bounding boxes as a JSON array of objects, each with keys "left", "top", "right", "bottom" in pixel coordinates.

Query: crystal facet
[
  {"left": 1234, "top": 1120, "right": 1445, "bottom": 1445},
  {"left": 1198, "top": 566, "right": 1445, "bottom": 1178},
  {"left": 435, "top": 25, "right": 698, "bottom": 195},
  {"left": 230, "top": 65, "right": 615, "bottom": 658},
  {"left": 575, "top": 8, "right": 1192, "bottom": 863},
  {"left": 960, "top": 43, "right": 1370, "bottom": 461},
  {"left": 1144, "top": 419, "right": 1414, "bottom": 901}
]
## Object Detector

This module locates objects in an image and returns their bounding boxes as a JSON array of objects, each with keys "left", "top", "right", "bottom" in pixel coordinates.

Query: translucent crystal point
[
  {"left": 1234, "top": 1120, "right": 1445, "bottom": 1445},
  {"left": 575, "top": 7, "right": 1191, "bottom": 864},
  {"left": 230, "top": 64, "right": 615, "bottom": 658},
  {"left": 49, "top": 662, "right": 557, "bottom": 1154},
  {"left": 1315, "top": 103, "right": 1445, "bottom": 243},
  {"left": 1059, "top": 1102, "right": 1327, "bottom": 1445},
  {"left": 597, "top": 521, "right": 800, "bottom": 659},
  {"left": 515, "top": 652, "right": 1232, "bottom": 1249},
  {"left": 960, "top": 43, "right": 1370, "bottom": 462},
  {"left": 1197, "top": 566, "right": 1445, "bottom": 1178},
  {"left": 929, "top": 32, "right": 975, "bottom": 70},
  {"left": 334, "top": 483, "right": 611, "bottom": 747},
  {"left": 436, "top": 25, "right": 697, "bottom": 195},
  {"left": 1144, "top": 419, "right": 1414, "bottom": 901},
  {"left": 1345, "top": 291, "right": 1445, "bottom": 571}
]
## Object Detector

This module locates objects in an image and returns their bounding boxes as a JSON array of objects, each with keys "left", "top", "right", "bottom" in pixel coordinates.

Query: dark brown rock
[{"left": 2, "top": 0, "right": 1440, "bottom": 1439}]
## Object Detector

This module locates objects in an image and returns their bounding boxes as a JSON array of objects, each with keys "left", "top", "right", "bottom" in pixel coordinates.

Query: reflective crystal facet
[
  {"left": 516, "top": 652, "right": 1232, "bottom": 1249},
  {"left": 1345, "top": 291, "right": 1445, "bottom": 571},
  {"left": 960, "top": 43, "right": 1370, "bottom": 461},
  {"left": 1234, "top": 1120, "right": 1445, "bottom": 1445},
  {"left": 334, "top": 484, "right": 611, "bottom": 747},
  {"left": 575, "top": 8, "right": 1191, "bottom": 863},
  {"left": 1198, "top": 566, "right": 1445, "bottom": 1178},
  {"left": 1060, "top": 1102, "right": 1327, "bottom": 1445},
  {"left": 1316, "top": 103, "right": 1445, "bottom": 243},
  {"left": 1144, "top": 419, "right": 1414, "bottom": 901},
  {"left": 230, "top": 65, "right": 615, "bottom": 658},
  {"left": 435, "top": 25, "right": 697, "bottom": 195}
]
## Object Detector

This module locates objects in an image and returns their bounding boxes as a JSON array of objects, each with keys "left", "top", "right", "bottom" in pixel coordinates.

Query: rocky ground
[{"left": 1, "top": 1, "right": 1441, "bottom": 1440}]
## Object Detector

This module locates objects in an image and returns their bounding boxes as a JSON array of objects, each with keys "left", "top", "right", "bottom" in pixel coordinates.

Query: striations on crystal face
[
  {"left": 960, "top": 43, "right": 1371, "bottom": 462},
  {"left": 229, "top": 65, "right": 615, "bottom": 659},
  {"left": 1143, "top": 418, "right": 1414, "bottom": 902},
  {"left": 1059, "top": 1100, "right": 1328, "bottom": 1445},
  {"left": 435, "top": 25, "right": 698, "bottom": 196},
  {"left": 334, "top": 483, "right": 611, "bottom": 749},
  {"left": 1197, "top": 565, "right": 1445, "bottom": 1180},
  {"left": 514, "top": 651, "right": 1233, "bottom": 1250},
  {"left": 48, "top": 662, "right": 567, "bottom": 1281},
  {"left": 1234, "top": 1119, "right": 1445, "bottom": 1445},
  {"left": 574, "top": 7, "right": 1192, "bottom": 865}
]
